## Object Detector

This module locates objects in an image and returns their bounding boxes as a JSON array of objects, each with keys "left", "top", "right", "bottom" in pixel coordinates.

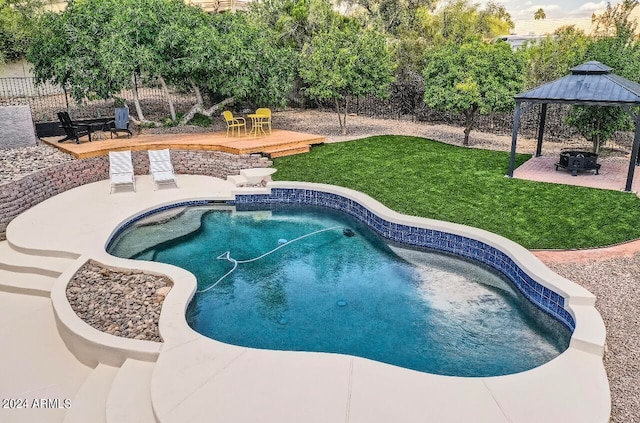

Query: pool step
[
  {"left": 0, "top": 240, "right": 75, "bottom": 277},
  {"left": 106, "top": 359, "right": 156, "bottom": 423},
  {"left": 63, "top": 363, "right": 119, "bottom": 423},
  {"left": 0, "top": 268, "right": 57, "bottom": 296},
  {"left": 227, "top": 174, "right": 249, "bottom": 187},
  {"left": 0, "top": 291, "right": 93, "bottom": 423}
]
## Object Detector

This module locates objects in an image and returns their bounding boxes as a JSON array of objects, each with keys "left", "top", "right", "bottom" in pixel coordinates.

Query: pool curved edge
[
  {"left": 6, "top": 176, "right": 609, "bottom": 422},
  {"left": 252, "top": 181, "right": 606, "bottom": 356},
  {"left": 147, "top": 181, "right": 609, "bottom": 423}
]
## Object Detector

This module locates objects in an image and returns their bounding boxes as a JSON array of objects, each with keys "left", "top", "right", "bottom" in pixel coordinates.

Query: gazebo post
[
  {"left": 508, "top": 102, "right": 522, "bottom": 177},
  {"left": 625, "top": 115, "right": 640, "bottom": 192},
  {"left": 535, "top": 104, "right": 547, "bottom": 157}
]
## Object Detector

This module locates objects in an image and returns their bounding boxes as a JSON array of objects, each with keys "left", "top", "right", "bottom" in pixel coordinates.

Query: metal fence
[
  {"left": 0, "top": 77, "right": 198, "bottom": 123},
  {"left": 1, "top": 76, "right": 633, "bottom": 147}
]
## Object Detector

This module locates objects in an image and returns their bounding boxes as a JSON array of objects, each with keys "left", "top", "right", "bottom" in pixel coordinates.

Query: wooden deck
[{"left": 41, "top": 129, "right": 325, "bottom": 159}]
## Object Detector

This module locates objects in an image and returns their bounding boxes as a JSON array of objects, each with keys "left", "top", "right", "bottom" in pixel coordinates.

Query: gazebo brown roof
[{"left": 507, "top": 61, "right": 640, "bottom": 191}]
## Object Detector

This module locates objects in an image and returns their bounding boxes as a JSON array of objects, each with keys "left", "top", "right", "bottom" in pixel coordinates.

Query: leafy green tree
[
  {"left": 0, "top": 0, "right": 45, "bottom": 61},
  {"left": 394, "top": 0, "right": 513, "bottom": 73},
  {"left": 338, "top": 0, "right": 436, "bottom": 35},
  {"left": 422, "top": 40, "right": 525, "bottom": 146},
  {"left": 521, "top": 26, "right": 589, "bottom": 88},
  {"left": 28, "top": 0, "right": 296, "bottom": 125},
  {"left": 412, "top": 0, "right": 513, "bottom": 46},
  {"left": 99, "top": 0, "right": 203, "bottom": 122},
  {"left": 181, "top": 12, "right": 298, "bottom": 124},
  {"left": 592, "top": 0, "right": 638, "bottom": 38},
  {"left": 534, "top": 8, "right": 546, "bottom": 20},
  {"left": 27, "top": 1, "right": 124, "bottom": 103},
  {"left": 564, "top": 2, "right": 640, "bottom": 154},
  {"left": 300, "top": 25, "right": 395, "bottom": 134},
  {"left": 247, "top": 0, "right": 339, "bottom": 49},
  {"left": 565, "top": 106, "right": 629, "bottom": 154}
]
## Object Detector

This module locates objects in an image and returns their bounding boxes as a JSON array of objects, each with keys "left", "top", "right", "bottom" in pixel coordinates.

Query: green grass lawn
[{"left": 273, "top": 135, "right": 640, "bottom": 249}]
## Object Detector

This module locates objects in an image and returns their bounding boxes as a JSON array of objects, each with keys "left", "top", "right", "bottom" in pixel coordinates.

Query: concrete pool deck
[{"left": 1, "top": 175, "right": 610, "bottom": 422}]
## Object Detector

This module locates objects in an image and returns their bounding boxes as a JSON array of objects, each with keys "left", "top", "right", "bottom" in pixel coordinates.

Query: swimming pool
[{"left": 108, "top": 203, "right": 571, "bottom": 377}]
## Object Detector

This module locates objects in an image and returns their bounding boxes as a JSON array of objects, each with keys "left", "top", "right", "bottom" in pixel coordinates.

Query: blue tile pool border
[
  {"left": 229, "top": 188, "right": 575, "bottom": 331},
  {"left": 105, "top": 190, "right": 575, "bottom": 331}
]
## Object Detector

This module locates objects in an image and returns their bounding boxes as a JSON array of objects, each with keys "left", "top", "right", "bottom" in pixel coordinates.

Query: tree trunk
[
  {"left": 463, "top": 106, "right": 477, "bottom": 146},
  {"left": 63, "top": 86, "right": 70, "bottom": 114},
  {"left": 594, "top": 120, "right": 602, "bottom": 155},
  {"left": 202, "top": 97, "right": 234, "bottom": 117},
  {"left": 158, "top": 75, "right": 176, "bottom": 122},
  {"left": 180, "top": 79, "right": 204, "bottom": 125},
  {"left": 342, "top": 97, "right": 349, "bottom": 136},
  {"left": 335, "top": 98, "right": 345, "bottom": 134},
  {"left": 130, "top": 72, "right": 146, "bottom": 122}
]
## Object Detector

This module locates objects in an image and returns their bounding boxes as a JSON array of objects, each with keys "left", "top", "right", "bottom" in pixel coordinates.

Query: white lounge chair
[
  {"left": 148, "top": 149, "right": 178, "bottom": 190},
  {"left": 109, "top": 150, "right": 135, "bottom": 193}
]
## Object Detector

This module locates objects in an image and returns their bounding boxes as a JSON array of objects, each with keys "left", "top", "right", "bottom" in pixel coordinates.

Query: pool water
[{"left": 109, "top": 205, "right": 571, "bottom": 377}]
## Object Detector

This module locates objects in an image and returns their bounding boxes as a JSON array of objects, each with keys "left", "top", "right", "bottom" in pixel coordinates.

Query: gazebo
[{"left": 507, "top": 61, "right": 640, "bottom": 191}]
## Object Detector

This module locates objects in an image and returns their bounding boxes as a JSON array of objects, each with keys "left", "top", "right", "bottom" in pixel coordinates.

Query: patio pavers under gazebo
[
  {"left": 513, "top": 155, "right": 640, "bottom": 192},
  {"left": 508, "top": 61, "right": 640, "bottom": 192}
]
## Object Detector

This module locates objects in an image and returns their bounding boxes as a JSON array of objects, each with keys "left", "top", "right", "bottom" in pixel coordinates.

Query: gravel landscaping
[
  {"left": 66, "top": 260, "right": 172, "bottom": 342},
  {"left": 4, "top": 109, "right": 638, "bottom": 421},
  {"left": 0, "top": 143, "right": 74, "bottom": 184},
  {"left": 544, "top": 257, "right": 640, "bottom": 423}
]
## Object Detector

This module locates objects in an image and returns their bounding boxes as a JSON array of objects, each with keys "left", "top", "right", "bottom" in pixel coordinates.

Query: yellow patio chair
[
  {"left": 222, "top": 111, "right": 247, "bottom": 137},
  {"left": 255, "top": 108, "right": 272, "bottom": 135}
]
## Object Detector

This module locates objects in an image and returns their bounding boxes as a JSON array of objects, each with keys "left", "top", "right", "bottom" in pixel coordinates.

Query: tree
[
  {"left": 0, "top": 0, "right": 45, "bottom": 62},
  {"left": 28, "top": 0, "right": 296, "bottom": 126},
  {"left": 338, "top": 0, "right": 436, "bottom": 35},
  {"left": 592, "top": 0, "right": 638, "bottom": 38},
  {"left": 99, "top": 0, "right": 204, "bottom": 123},
  {"left": 300, "top": 25, "right": 395, "bottom": 134},
  {"left": 521, "top": 26, "right": 589, "bottom": 88},
  {"left": 422, "top": 40, "right": 525, "bottom": 146},
  {"left": 411, "top": 0, "right": 513, "bottom": 46},
  {"left": 534, "top": 8, "right": 546, "bottom": 20},
  {"left": 247, "top": 0, "right": 339, "bottom": 49},
  {"left": 27, "top": 1, "right": 125, "bottom": 104},
  {"left": 565, "top": 106, "right": 628, "bottom": 154},
  {"left": 393, "top": 0, "right": 514, "bottom": 83},
  {"left": 181, "top": 12, "right": 298, "bottom": 124}
]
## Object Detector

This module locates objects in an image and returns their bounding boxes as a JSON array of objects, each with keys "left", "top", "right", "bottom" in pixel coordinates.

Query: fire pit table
[{"left": 555, "top": 150, "right": 601, "bottom": 176}]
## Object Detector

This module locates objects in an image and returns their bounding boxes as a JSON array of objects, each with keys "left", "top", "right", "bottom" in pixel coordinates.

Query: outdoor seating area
[
  {"left": 57, "top": 111, "right": 98, "bottom": 144},
  {"left": 40, "top": 128, "right": 325, "bottom": 159},
  {"left": 109, "top": 149, "right": 178, "bottom": 193},
  {"left": 57, "top": 110, "right": 130, "bottom": 144},
  {"left": 225, "top": 108, "right": 272, "bottom": 137},
  {"left": 514, "top": 155, "right": 639, "bottom": 191}
]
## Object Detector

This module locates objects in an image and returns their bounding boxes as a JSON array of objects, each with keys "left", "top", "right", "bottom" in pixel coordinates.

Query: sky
[{"left": 477, "top": 0, "right": 610, "bottom": 21}]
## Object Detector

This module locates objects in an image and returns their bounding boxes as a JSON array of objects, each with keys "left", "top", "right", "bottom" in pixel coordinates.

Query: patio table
[{"left": 248, "top": 113, "right": 269, "bottom": 137}]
